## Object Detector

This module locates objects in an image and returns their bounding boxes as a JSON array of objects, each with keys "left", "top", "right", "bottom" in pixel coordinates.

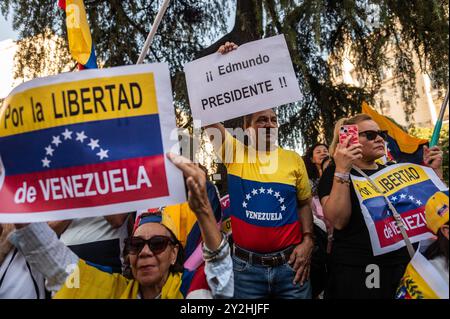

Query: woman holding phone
[{"left": 318, "top": 114, "right": 444, "bottom": 299}]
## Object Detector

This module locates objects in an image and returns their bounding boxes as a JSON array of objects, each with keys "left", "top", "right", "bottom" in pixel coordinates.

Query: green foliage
[
  {"left": 262, "top": 0, "right": 449, "bottom": 149},
  {"left": 0, "top": 0, "right": 230, "bottom": 77},
  {"left": 410, "top": 124, "right": 449, "bottom": 183}
]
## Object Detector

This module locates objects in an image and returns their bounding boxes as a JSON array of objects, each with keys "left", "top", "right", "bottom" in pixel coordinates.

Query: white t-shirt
[
  {"left": 60, "top": 216, "right": 129, "bottom": 271},
  {"left": 0, "top": 249, "right": 46, "bottom": 299},
  {"left": 60, "top": 216, "right": 128, "bottom": 246}
]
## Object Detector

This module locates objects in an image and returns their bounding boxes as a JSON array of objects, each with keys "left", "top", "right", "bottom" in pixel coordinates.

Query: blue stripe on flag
[
  {"left": 228, "top": 174, "right": 298, "bottom": 227},
  {"left": 0, "top": 114, "right": 163, "bottom": 176},
  {"left": 362, "top": 179, "right": 443, "bottom": 221}
]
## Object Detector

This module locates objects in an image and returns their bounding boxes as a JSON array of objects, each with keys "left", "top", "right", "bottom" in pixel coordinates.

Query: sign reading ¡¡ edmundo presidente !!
[
  {"left": 184, "top": 34, "right": 302, "bottom": 126},
  {"left": 352, "top": 163, "right": 448, "bottom": 256},
  {"left": 0, "top": 64, "right": 186, "bottom": 223}
]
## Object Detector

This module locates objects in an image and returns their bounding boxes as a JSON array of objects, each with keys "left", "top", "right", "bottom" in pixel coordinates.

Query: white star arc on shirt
[{"left": 241, "top": 188, "right": 288, "bottom": 213}]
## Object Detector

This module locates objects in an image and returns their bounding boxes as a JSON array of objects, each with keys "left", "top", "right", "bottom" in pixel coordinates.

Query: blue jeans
[{"left": 232, "top": 251, "right": 312, "bottom": 299}]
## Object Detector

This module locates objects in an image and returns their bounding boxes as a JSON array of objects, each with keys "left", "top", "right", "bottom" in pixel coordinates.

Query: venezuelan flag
[
  {"left": 396, "top": 251, "right": 449, "bottom": 299},
  {"left": 0, "top": 114, "right": 168, "bottom": 213},
  {"left": 59, "top": 0, "right": 97, "bottom": 69},
  {"left": 362, "top": 102, "right": 428, "bottom": 164},
  {"left": 0, "top": 69, "right": 168, "bottom": 215}
]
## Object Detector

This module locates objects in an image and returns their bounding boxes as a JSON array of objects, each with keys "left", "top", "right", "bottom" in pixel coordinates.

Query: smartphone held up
[{"left": 339, "top": 125, "right": 359, "bottom": 146}]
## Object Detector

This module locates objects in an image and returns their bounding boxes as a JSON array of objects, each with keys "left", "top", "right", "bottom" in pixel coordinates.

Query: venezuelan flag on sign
[
  {"left": 0, "top": 70, "right": 169, "bottom": 215},
  {"left": 362, "top": 102, "right": 428, "bottom": 164},
  {"left": 352, "top": 163, "right": 448, "bottom": 255},
  {"left": 58, "top": 0, "right": 97, "bottom": 69}
]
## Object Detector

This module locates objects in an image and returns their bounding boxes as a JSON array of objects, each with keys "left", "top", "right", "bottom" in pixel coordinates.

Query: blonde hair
[{"left": 329, "top": 114, "right": 373, "bottom": 156}]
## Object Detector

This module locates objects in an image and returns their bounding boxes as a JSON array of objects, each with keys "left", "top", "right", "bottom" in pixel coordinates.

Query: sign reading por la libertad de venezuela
[
  {"left": 184, "top": 34, "right": 302, "bottom": 126},
  {"left": 352, "top": 163, "right": 448, "bottom": 256},
  {"left": 0, "top": 64, "right": 186, "bottom": 223}
]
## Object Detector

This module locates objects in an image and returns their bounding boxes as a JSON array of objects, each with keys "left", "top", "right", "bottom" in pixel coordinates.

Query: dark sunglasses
[
  {"left": 125, "top": 235, "right": 176, "bottom": 256},
  {"left": 359, "top": 130, "right": 388, "bottom": 141}
]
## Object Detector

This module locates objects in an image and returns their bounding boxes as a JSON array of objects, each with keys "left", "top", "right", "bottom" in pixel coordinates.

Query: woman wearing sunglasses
[
  {"left": 8, "top": 153, "right": 233, "bottom": 299},
  {"left": 318, "top": 114, "right": 444, "bottom": 299}
]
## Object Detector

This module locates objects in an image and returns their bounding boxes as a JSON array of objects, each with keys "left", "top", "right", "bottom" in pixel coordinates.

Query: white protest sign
[
  {"left": 184, "top": 34, "right": 302, "bottom": 126},
  {"left": 0, "top": 63, "right": 186, "bottom": 222}
]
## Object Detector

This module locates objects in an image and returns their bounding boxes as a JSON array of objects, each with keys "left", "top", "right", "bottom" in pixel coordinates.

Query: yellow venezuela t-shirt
[{"left": 219, "top": 130, "right": 311, "bottom": 253}]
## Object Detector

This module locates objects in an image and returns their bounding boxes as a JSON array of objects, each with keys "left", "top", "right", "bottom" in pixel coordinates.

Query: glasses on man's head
[
  {"left": 125, "top": 235, "right": 176, "bottom": 255},
  {"left": 359, "top": 130, "right": 388, "bottom": 141}
]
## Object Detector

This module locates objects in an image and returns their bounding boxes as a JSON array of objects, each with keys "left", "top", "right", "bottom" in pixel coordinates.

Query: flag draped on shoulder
[
  {"left": 58, "top": 0, "right": 97, "bottom": 69},
  {"left": 396, "top": 251, "right": 449, "bottom": 299},
  {"left": 362, "top": 102, "right": 428, "bottom": 164}
]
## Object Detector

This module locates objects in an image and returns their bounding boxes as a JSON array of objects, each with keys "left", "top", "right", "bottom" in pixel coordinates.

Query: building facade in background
[
  {"left": 0, "top": 39, "right": 18, "bottom": 99},
  {"left": 0, "top": 32, "right": 72, "bottom": 100},
  {"left": 331, "top": 45, "right": 448, "bottom": 129}
]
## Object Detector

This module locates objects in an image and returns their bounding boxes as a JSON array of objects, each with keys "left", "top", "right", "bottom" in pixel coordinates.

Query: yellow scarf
[
  {"left": 54, "top": 260, "right": 183, "bottom": 299},
  {"left": 161, "top": 272, "right": 183, "bottom": 299}
]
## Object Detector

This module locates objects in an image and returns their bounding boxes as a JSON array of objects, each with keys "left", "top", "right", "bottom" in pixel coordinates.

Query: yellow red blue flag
[
  {"left": 351, "top": 163, "right": 448, "bottom": 256},
  {"left": 0, "top": 64, "right": 186, "bottom": 223},
  {"left": 362, "top": 102, "right": 428, "bottom": 164}
]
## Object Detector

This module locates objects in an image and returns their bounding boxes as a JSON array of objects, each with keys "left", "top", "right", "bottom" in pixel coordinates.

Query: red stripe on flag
[
  {"left": 0, "top": 155, "right": 169, "bottom": 213},
  {"left": 375, "top": 207, "right": 431, "bottom": 248},
  {"left": 231, "top": 216, "right": 302, "bottom": 253}
]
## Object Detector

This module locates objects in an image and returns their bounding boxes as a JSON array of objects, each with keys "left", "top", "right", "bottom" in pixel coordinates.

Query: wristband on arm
[{"left": 334, "top": 172, "right": 350, "bottom": 185}]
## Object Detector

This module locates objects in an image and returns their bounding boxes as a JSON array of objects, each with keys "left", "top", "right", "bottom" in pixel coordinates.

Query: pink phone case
[{"left": 339, "top": 125, "right": 359, "bottom": 145}]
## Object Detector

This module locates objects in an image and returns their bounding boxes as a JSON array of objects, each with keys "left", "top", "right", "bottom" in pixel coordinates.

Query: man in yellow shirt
[{"left": 206, "top": 41, "right": 314, "bottom": 299}]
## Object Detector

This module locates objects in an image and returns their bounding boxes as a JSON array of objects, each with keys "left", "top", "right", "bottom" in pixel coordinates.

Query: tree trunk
[{"left": 196, "top": 0, "right": 263, "bottom": 59}]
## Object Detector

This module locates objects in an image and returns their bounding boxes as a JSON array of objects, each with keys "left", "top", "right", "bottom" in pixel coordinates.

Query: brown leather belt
[{"left": 232, "top": 244, "right": 295, "bottom": 267}]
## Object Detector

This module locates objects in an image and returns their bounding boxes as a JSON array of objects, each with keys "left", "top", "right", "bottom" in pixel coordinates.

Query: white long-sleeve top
[{"left": 9, "top": 222, "right": 233, "bottom": 299}]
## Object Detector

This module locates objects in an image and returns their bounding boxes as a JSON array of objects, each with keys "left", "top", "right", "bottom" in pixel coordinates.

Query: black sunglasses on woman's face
[
  {"left": 125, "top": 236, "right": 176, "bottom": 255},
  {"left": 359, "top": 130, "right": 388, "bottom": 141}
]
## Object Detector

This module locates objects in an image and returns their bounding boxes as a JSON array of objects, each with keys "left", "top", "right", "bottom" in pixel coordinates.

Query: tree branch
[{"left": 195, "top": 0, "right": 263, "bottom": 59}]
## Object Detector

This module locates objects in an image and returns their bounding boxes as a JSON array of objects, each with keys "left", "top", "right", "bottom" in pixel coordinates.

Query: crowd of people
[{"left": 0, "top": 42, "right": 448, "bottom": 300}]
